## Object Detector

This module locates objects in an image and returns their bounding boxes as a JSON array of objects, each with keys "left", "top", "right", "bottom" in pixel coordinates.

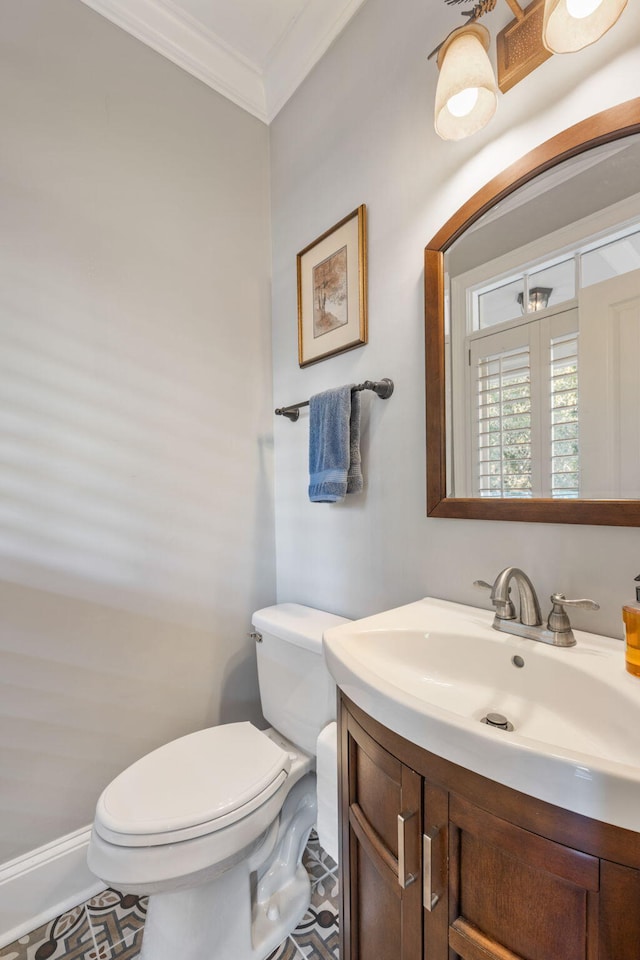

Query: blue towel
[{"left": 309, "top": 385, "right": 363, "bottom": 502}]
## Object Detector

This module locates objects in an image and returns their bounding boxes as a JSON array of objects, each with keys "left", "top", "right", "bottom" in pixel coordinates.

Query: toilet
[{"left": 87, "top": 603, "right": 348, "bottom": 960}]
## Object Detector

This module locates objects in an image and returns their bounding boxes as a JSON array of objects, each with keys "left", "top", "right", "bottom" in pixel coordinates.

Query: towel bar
[{"left": 275, "top": 378, "right": 394, "bottom": 422}]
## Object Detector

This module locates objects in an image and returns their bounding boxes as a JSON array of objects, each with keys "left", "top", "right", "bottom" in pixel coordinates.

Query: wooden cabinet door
[
  {"left": 340, "top": 710, "right": 422, "bottom": 960},
  {"left": 599, "top": 860, "right": 640, "bottom": 959},
  {"left": 448, "top": 794, "right": 600, "bottom": 960}
]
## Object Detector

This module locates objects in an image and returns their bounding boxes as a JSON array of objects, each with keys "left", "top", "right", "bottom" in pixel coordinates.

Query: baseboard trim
[{"left": 0, "top": 827, "right": 105, "bottom": 949}]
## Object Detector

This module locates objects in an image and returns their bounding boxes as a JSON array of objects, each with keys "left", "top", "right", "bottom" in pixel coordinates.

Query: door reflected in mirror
[{"left": 425, "top": 99, "right": 640, "bottom": 525}]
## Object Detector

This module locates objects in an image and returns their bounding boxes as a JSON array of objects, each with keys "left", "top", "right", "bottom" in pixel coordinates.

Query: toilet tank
[{"left": 251, "top": 603, "right": 350, "bottom": 756}]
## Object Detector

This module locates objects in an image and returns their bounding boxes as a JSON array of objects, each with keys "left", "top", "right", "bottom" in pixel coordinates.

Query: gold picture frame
[{"left": 296, "top": 204, "right": 368, "bottom": 367}]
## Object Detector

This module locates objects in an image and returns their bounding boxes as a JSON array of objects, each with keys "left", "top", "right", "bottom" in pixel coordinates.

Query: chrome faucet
[{"left": 475, "top": 566, "right": 599, "bottom": 647}]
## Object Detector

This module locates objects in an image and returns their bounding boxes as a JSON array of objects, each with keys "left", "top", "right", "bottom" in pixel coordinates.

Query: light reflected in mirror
[{"left": 425, "top": 99, "right": 640, "bottom": 525}]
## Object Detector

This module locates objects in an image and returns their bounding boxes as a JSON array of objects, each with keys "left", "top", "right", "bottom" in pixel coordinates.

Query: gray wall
[
  {"left": 3, "top": 0, "right": 639, "bottom": 871},
  {"left": 270, "top": 0, "right": 640, "bottom": 637},
  {"left": 0, "top": 0, "right": 274, "bottom": 862}
]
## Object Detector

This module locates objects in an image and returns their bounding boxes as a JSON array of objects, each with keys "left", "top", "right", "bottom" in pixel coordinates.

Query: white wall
[
  {"left": 0, "top": 0, "right": 274, "bottom": 863},
  {"left": 270, "top": 0, "right": 640, "bottom": 638}
]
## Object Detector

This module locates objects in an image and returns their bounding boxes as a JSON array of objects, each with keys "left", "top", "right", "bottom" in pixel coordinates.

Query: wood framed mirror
[{"left": 425, "top": 98, "right": 640, "bottom": 525}]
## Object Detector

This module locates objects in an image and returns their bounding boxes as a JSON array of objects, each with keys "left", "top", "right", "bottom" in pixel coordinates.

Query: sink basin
[{"left": 323, "top": 597, "right": 640, "bottom": 832}]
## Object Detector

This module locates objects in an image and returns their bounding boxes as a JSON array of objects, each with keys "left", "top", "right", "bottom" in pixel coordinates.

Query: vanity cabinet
[{"left": 338, "top": 693, "right": 640, "bottom": 960}]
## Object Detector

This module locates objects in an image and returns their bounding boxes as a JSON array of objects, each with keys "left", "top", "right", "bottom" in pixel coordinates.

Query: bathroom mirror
[{"left": 425, "top": 98, "right": 640, "bottom": 525}]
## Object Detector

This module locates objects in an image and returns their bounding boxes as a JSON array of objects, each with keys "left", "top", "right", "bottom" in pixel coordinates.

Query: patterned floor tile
[
  {"left": 305, "top": 842, "right": 337, "bottom": 876},
  {"left": 84, "top": 890, "right": 146, "bottom": 960},
  {"left": 293, "top": 832, "right": 340, "bottom": 960},
  {"left": 0, "top": 904, "right": 95, "bottom": 960},
  {"left": 310, "top": 871, "right": 339, "bottom": 905},
  {"left": 266, "top": 935, "right": 303, "bottom": 960},
  {"left": 291, "top": 897, "right": 340, "bottom": 960}
]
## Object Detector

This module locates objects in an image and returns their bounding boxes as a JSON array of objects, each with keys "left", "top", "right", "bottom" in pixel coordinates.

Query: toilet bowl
[{"left": 87, "top": 603, "right": 349, "bottom": 960}]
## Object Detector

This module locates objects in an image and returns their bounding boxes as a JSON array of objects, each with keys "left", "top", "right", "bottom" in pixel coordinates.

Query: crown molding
[
  {"left": 264, "top": 0, "right": 369, "bottom": 121},
  {"left": 78, "top": 0, "right": 368, "bottom": 125},
  {"left": 78, "top": 0, "right": 268, "bottom": 122}
]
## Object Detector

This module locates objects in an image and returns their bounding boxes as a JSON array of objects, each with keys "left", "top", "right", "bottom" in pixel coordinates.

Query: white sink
[{"left": 323, "top": 597, "right": 640, "bottom": 832}]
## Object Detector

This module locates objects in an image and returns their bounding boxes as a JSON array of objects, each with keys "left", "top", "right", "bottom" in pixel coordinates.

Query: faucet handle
[
  {"left": 474, "top": 579, "right": 516, "bottom": 620},
  {"left": 550, "top": 592, "right": 600, "bottom": 610},
  {"left": 547, "top": 593, "right": 600, "bottom": 634}
]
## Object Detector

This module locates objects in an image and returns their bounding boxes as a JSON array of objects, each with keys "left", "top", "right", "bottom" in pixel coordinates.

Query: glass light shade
[
  {"left": 543, "top": 0, "right": 627, "bottom": 52},
  {"left": 434, "top": 24, "right": 497, "bottom": 142}
]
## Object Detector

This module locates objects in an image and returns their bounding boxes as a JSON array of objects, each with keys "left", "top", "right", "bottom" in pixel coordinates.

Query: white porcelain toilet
[{"left": 87, "top": 603, "right": 348, "bottom": 960}]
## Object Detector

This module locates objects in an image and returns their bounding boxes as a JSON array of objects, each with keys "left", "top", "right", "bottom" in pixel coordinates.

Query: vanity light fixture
[{"left": 432, "top": 0, "right": 627, "bottom": 141}]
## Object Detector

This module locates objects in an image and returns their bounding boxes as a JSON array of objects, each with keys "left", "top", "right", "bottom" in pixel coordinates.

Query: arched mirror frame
[{"left": 425, "top": 97, "right": 640, "bottom": 526}]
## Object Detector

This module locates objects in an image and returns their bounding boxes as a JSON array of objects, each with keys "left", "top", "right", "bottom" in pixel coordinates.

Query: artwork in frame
[{"left": 296, "top": 205, "right": 368, "bottom": 367}]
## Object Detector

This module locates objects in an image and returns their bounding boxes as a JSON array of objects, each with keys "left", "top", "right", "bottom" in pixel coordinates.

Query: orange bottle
[{"left": 623, "top": 575, "right": 640, "bottom": 677}]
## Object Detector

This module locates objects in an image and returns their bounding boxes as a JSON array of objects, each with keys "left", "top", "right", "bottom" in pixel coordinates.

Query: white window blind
[
  {"left": 475, "top": 346, "right": 533, "bottom": 498},
  {"left": 550, "top": 333, "right": 579, "bottom": 498}
]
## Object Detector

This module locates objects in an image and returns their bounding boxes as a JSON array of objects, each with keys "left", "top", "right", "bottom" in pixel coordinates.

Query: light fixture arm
[
  {"left": 444, "top": 0, "right": 524, "bottom": 23},
  {"left": 503, "top": 0, "right": 525, "bottom": 21}
]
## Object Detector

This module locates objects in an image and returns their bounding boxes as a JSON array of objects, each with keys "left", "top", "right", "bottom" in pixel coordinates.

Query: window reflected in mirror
[{"left": 444, "top": 132, "right": 640, "bottom": 503}]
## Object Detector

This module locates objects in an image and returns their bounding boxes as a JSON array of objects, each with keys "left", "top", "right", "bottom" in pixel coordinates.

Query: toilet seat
[{"left": 94, "top": 722, "right": 291, "bottom": 847}]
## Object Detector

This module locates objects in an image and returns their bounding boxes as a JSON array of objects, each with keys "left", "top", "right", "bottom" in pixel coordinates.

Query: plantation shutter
[
  {"left": 470, "top": 322, "right": 540, "bottom": 498},
  {"left": 550, "top": 332, "right": 579, "bottom": 498},
  {"left": 474, "top": 344, "right": 533, "bottom": 497},
  {"left": 468, "top": 310, "right": 578, "bottom": 498}
]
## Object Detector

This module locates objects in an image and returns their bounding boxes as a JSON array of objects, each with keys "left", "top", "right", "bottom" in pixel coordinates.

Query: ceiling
[{"left": 78, "top": 0, "right": 369, "bottom": 124}]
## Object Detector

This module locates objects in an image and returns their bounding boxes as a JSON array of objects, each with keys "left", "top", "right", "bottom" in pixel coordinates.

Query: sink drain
[{"left": 481, "top": 712, "right": 514, "bottom": 731}]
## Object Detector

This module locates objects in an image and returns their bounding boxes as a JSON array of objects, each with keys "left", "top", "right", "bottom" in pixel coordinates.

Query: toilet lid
[{"left": 94, "top": 723, "right": 291, "bottom": 846}]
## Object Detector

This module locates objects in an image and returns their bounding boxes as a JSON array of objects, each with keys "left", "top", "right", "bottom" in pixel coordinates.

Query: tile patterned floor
[{"left": 0, "top": 833, "right": 338, "bottom": 960}]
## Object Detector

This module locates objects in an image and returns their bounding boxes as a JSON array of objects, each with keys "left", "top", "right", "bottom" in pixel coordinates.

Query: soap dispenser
[{"left": 622, "top": 575, "right": 640, "bottom": 677}]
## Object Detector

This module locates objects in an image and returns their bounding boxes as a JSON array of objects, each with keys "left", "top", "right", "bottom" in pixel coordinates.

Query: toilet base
[
  {"left": 139, "top": 774, "right": 317, "bottom": 960},
  {"left": 141, "top": 859, "right": 311, "bottom": 960},
  {"left": 252, "top": 862, "right": 311, "bottom": 957}
]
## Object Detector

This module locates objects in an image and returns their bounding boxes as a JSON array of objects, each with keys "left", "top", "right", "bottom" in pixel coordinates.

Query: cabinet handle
[
  {"left": 397, "top": 811, "right": 417, "bottom": 889},
  {"left": 423, "top": 827, "right": 441, "bottom": 911}
]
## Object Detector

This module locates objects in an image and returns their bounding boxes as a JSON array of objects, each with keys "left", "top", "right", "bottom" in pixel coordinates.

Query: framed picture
[{"left": 296, "top": 205, "right": 367, "bottom": 367}]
